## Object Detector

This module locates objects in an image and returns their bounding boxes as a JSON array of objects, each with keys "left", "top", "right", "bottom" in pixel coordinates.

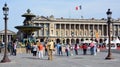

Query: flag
[{"left": 75, "top": 5, "right": 82, "bottom": 10}]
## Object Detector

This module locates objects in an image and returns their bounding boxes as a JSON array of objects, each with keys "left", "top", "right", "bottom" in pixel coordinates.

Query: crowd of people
[{"left": 0, "top": 39, "right": 99, "bottom": 61}]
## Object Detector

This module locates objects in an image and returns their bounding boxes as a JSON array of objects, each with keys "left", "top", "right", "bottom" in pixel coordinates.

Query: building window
[
  {"left": 61, "top": 24, "right": 64, "bottom": 29},
  {"left": 76, "top": 24, "right": 79, "bottom": 29},
  {"left": 66, "top": 24, "right": 69, "bottom": 29},
  {"left": 80, "top": 24, "right": 83, "bottom": 29},
  {"left": 71, "top": 24, "right": 74, "bottom": 29},
  {"left": 56, "top": 24, "right": 60, "bottom": 29},
  {"left": 103, "top": 25, "right": 107, "bottom": 36}
]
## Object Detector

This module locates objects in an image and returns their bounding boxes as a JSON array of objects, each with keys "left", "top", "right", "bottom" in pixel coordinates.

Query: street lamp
[
  {"left": 1, "top": 3, "right": 11, "bottom": 63},
  {"left": 105, "top": 9, "right": 113, "bottom": 60}
]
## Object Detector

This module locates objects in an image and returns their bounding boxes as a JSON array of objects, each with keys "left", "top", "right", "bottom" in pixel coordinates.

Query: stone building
[
  {"left": 0, "top": 30, "right": 16, "bottom": 42},
  {"left": 31, "top": 15, "right": 120, "bottom": 44}
]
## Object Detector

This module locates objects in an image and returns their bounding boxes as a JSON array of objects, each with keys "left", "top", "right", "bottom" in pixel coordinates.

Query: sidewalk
[{"left": 0, "top": 51, "right": 120, "bottom": 67}]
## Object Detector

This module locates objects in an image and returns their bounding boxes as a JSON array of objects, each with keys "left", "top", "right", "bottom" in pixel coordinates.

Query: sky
[{"left": 0, "top": 0, "right": 120, "bottom": 32}]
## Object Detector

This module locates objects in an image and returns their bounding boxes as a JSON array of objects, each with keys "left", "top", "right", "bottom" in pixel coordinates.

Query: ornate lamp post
[
  {"left": 105, "top": 9, "right": 113, "bottom": 60},
  {"left": 1, "top": 3, "right": 11, "bottom": 63}
]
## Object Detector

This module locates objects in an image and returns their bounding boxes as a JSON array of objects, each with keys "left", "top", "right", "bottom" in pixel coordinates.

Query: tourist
[
  {"left": 32, "top": 42, "right": 38, "bottom": 56},
  {"left": 56, "top": 43, "right": 63, "bottom": 56},
  {"left": 38, "top": 42, "right": 44, "bottom": 59},
  {"left": 26, "top": 41, "right": 31, "bottom": 53},
  {"left": 70, "top": 44, "right": 74, "bottom": 56},
  {"left": 46, "top": 40, "right": 54, "bottom": 60},
  {"left": 90, "top": 42, "right": 95, "bottom": 55},
  {"left": 13, "top": 41, "right": 17, "bottom": 56},
  {"left": 82, "top": 43, "right": 88, "bottom": 55},
  {"left": 65, "top": 43, "right": 70, "bottom": 56},
  {"left": 74, "top": 43, "right": 78, "bottom": 55},
  {"left": 44, "top": 42, "right": 48, "bottom": 56}
]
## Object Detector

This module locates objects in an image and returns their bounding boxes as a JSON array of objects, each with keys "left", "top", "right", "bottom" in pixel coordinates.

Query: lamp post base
[
  {"left": 105, "top": 54, "right": 114, "bottom": 60},
  {"left": 105, "top": 57, "right": 113, "bottom": 60},
  {"left": 1, "top": 56, "right": 11, "bottom": 63}
]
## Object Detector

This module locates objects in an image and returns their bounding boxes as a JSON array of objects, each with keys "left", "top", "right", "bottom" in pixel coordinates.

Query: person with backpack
[
  {"left": 26, "top": 41, "right": 31, "bottom": 54},
  {"left": 58, "top": 43, "right": 63, "bottom": 56}
]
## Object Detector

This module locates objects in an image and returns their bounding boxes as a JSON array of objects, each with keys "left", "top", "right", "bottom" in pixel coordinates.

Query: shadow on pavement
[{"left": 21, "top": 57, "right": 48, "bottom": 60}]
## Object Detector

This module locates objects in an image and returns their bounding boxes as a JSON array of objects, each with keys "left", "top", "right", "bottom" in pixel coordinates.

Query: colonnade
[{"left": 0, "top": 35, "right": 13, "bottom": 42}]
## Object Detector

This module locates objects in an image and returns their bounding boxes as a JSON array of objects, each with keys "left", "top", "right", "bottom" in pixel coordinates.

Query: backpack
[{"left": 59, "top": 46, "right": 62, "bottom": 51}]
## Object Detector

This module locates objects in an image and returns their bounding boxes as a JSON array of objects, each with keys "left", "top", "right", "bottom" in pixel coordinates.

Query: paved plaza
[{"left": 0, "top": 50, "right": 120, "bottom": 67}]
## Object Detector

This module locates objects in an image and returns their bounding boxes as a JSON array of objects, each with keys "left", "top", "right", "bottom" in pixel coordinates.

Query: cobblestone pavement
[{"left": 0, "top": 51, "right": 120, "bottom": 67}]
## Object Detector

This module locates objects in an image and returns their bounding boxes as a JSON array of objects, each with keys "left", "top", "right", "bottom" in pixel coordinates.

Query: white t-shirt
[{"left": 32, "top": 45, "right": 38, "bottom": 51}]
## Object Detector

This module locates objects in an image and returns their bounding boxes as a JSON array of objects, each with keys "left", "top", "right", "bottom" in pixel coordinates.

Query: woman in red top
[
  {"left": 38, "top": 42, "right": 44, "bottom": 59},
  {"left": 82, "top": 43, "right": 88, "bottom": 55}
]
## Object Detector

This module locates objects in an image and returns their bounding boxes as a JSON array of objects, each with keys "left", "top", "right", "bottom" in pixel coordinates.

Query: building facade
[
  {"left": 0, "top": 30, "right": 16, "bottom": 42},
  {"left": 32, "top": 15, "right": 120, "bottom": 44}
]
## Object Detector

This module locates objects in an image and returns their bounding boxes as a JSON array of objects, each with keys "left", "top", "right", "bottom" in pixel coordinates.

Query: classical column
[
  {"left": 97, "top": 24, "right": 99, "bottom": 34},
  {"left": 2, "top": 35, "right": 3, "bottom": 42},
  {"left": 64, "top": 38, "right": 66, "bottom": 44},
  {"left": 7, "top": 35, "right": 9, "bottom": 42},
  {"left": 42, "top": 24, "right": 44, "bottom": 36},
  {"left": 117, "top": 25, "right": 119, "bottom": 36},
  {"left": 74, "top": 24, "right": 76, "bottom": 36},
  {"left": 106, "top": 25, "right": 108, "bottom": 37},
  {"left": 69, "top": 24, "right": 71, "bottom": 37},
  {"left": 83, "top": 24, "right": 85, "bottom": 37},
  {"left": 65, "top": 24, "right": 66, "bottom": 36},
  {"left": 54, "top": 24, "right": 56, "bottom": 36},
  {"left": 96, "top": 24, "right": 99, "bottom": 43},
  {"left": 79, "top": 24, "right": 81, "bottom": 37},
  {"left": 60, "top": 24, "right": 61, "bottom": 37},
  {"left": 69, "top": 38, "right": 71, "bottom": 45},
  {"left": 102, "top": 25, "right": 104, "bottom": 37},
  {"left": 43, "top": 23, "right": 45, "bottom": 36},
  {"left": 10, "top": 35, "right": 12, "bottom": 41},
  {"left": 88, "top": 24, "right": 90, "bottom": 37},
  {"left": 117, "top": 25, "right": 120, "bottom": 36},
  {"left": 93, "top": 24, "right": 94, "bottom": 40},
  {"left": 37, "top": 23, "right": 40, "bottom": 36},
  {"left": 112, "top": 25, "right": 115, "bottom": 37}
]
